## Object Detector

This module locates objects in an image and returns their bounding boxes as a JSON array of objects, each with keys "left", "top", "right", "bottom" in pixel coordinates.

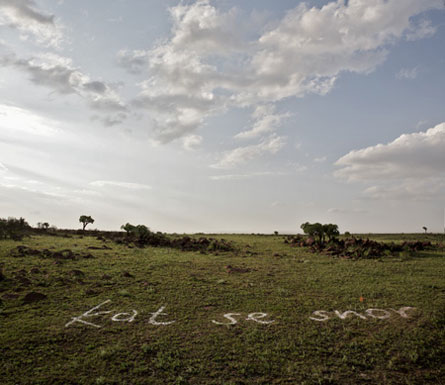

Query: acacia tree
[
  {"left": 300, "top": 222, "right": 339, "bottom": 244},
  {"left": 121, "top": 223, "right": 135, "bottom": 235},
  {"left": 79, "top": 215, "right": 94, "bottom": 231},
  {"left": 300, "top": 222, "right": 325, "bottom": 243},
  {"left": 121, "top": 223, "right": 150, "bottom": 240}
]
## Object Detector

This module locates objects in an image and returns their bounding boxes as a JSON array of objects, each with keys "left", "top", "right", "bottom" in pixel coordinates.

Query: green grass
[{"left": 1, "top": 233, "right": 444, "bottom": 384}]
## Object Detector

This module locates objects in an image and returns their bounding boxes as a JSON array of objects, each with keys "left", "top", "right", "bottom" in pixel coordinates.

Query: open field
[{"left": 1, "top": 233, "right": 444, "bottom": 385}]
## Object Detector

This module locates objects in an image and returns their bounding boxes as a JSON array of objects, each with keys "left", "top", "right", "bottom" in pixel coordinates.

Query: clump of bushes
[
  {"left": 118, "top": 223, "right": 234, "bottom": 253},
  {"left": 285, "top": 221, "right": 438, "bottom": 259},
  {"left": 285, "top": 235, "right": 435, "bottom": 259},
  {"left": 0, "top": 217, "right": 31, "bottom": 241}
]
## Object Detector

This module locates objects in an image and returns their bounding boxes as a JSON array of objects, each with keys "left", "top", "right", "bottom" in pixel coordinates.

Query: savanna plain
[{"left": 1, "top": 230, "right": 444, "bottom": 385}]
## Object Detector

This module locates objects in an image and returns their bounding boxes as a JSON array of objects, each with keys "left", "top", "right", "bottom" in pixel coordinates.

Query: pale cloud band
[
  {"left": 89, "top": 181, "right": 152, "bottom": 191},
  {"left": 211, "top": 135, "right": 286, "bottom": 169}
]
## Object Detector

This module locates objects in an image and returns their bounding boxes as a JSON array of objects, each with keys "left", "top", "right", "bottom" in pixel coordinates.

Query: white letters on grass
[
  {"left": 65, "top": 300, "right": 113, "bottom": 328},
  {"left": 309, "top": 307, "right": 416, "bottom": 322},
  {"left": 148, "top": 306, "right": 176, "bottom": 325},
  {"left": 212, "top": 312, "right": 275, "bottom": 325},
  {"left": 212, "top": 313, "right": 241, "bottom": 325},
  {"left": 65, "top": 301, "right": 417, "bottom": 329},
  {"left": 111, "top": 310, "right": 138, "bottom": 323},
  {"left": 65, "top": 301, "right": 175, "bottom": 329}
]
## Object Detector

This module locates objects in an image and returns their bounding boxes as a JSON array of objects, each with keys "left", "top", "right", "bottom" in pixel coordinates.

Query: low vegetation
[
  {"left": 0, "top": 220, "right": 444, "bottom": 384},
  {"left": 0, "top": 217, "right": 31, "bottom": 241},
  {"left": 286, "top": 234, "right": 441, "bottom": 259}
]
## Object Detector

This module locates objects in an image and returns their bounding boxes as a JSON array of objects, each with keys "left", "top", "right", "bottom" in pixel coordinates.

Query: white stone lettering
[
  {"left": 334, "top": 310, "right": 367, "bottom": 320},
  {"left": 246, "top": 312, "right": 275, "bottom": 324},
  {"left": 365, "top": 309, "right": 391, "bottom": 319},
  {"left": 309, "top": 310, "right": 331, "bottom": 322},
  {"left": 148, "top": 306, "right": 175, "bottom": 325},
  {"left": 212, "top": 313, "right": 241, "bottom": 325},
  {"left": 390, "top": 307, "right": 416, "bottom": 318},
  {"left": 111, "top": 310, "right": 138, "bottom": 323},
  {"left": 65, "top": 300, "right": 113, "bottom": 328}
]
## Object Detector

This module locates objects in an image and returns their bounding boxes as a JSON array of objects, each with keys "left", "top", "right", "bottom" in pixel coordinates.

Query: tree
[
  {"left": 37, "top": 222, "right": 50, "bottom": 230},
  {"left": 323, "top": 224, "right": 339, "bottom": 241},
  {"left": 121, "top": 223, "right": 135, "bottom": 235},
  {"left": 422, "top": 226, "right": 427, "bottom": 234},
  {"left": 121, "top": 223, "right": 150, "bottom": 238},
  {"left": 300, "top": 222, "right": 340, "bottom": 244},
  {"left": 79, "top": 215, "right": 94, "bottom": 231},
  {"left": 300, "top": 222, "right": 325, "bottom": 243}
]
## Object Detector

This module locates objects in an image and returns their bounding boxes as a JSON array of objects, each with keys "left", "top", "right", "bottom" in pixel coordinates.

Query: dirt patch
[
  {"left": 10, "top": 246, "right": 96, "bottom": 261},
  {"left": 23, "top": 291, "right": 47, "bottom": 304},
  {"left": 225, "top": 265, "right": 251, "bottom": 274}
]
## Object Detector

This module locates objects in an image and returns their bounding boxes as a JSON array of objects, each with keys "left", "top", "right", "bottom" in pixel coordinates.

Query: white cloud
[
  {"left": 0, "top": 162, "right": 8, "bottom": 172},
  {"left": 235, "top": 104, "right": 290, "bottom": 139},
  {"left": 396, "top": 67, "right": 419, "bottom": 80},
  {"left": 0, "top": 0, "right": 63, "bottom": 46},
  {"left": 314, "top": 156, "right": 327, "bottom": 163},
  {"left": 89, "top": 180, "right": 152, "bottom": 191},
  {"left": 133, "top": 0, "right": 442, "bottom": 144},
  {"left": 1, "top": 52, "right": 127, "bottom": 124},
  {"left": 335, "top": 122, "right": 445, "bottom": 200},
  {"left": 182, "top": 134, "right": 203, "bottom": 151},
  {"left": 132, "top": 0, "right": 246, "bottom": 143},
  {"left": 238, "top": 0, "right": 442, "bottom": 103},
  {"left": 168, "top": 0, "right": 244, "bottom": 55},
  {"left": 211, "top": 135, "right": 286, "bottom": 169},
  {"left": 335, "top": 123, "right": 445, "bottom": 181},
  {"left": 406, "top": 18, "right": 437, "bottom": 41}
]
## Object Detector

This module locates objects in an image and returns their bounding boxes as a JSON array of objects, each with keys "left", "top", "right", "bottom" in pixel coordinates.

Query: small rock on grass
[
  {"left": 101, "top": 274, "right": 112, "bottom": 280},
  {"left": 69, "top": 269, "right": 85, "bottom": 277},
  {"left": 23, "top": 292, "right": 47, "bottom": 304}
]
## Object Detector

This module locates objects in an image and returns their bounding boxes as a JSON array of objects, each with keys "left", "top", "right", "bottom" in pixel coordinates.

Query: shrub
[{"left": 0, "top": 217, "right": 31, "bottom": 241}]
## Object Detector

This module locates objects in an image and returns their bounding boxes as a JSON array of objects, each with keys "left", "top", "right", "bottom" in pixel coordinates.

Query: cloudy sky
[{"left": 0, "top": 0, "right": 444, "bottom": 233}]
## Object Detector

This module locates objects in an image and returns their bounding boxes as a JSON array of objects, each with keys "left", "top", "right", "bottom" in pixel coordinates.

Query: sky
[{"left": 0, "top": 0, "right": 444, "bottom": 234}]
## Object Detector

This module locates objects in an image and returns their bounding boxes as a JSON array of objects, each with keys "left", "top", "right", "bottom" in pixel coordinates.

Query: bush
[{"left": 0, "top": 217, "right": 31, "bottom": 241}]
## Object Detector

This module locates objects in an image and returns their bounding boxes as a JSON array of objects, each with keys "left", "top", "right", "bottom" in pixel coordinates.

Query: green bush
[{"left": 0, "top": 217, "right": 31, "bottom": 241}]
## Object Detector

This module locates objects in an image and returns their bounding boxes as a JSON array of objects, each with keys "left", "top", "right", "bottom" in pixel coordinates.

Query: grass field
[{"left": 1, "top": 233, "right": 444, "bottom": 384}]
